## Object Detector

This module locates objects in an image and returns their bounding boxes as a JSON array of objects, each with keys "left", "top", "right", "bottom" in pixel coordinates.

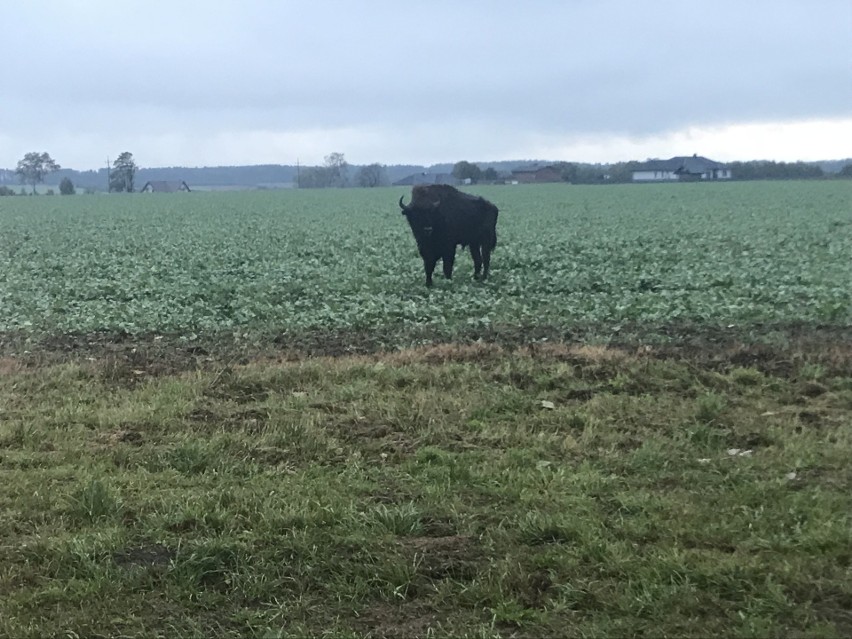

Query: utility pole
[
  {"left": 296, "top": 158, "right": 301, "bottom": 189},
  {"left": 106, "top": 157, "right": 110, "bottom": 193}
]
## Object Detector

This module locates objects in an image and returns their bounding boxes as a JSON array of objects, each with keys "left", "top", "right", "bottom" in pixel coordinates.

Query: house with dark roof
[
  {"left": 511, "top": 164, "right": 562, "bottom": 183},
  {"left": 392, "top": 172, "right": 460, "bottom": 187},
  {"left": 140, "top": 180, "right": 192, "bottom": 193},
  {"left": 632, "top": 155, "right": 731, "bottom": 181}
]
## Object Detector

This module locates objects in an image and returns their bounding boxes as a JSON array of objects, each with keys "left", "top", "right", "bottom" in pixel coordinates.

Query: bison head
[
  {"left": 399, "top": 195, "right": 440, "bottom": 238},
  {"left": 399, "top": 195, "right": 440, "bottom": 215}
]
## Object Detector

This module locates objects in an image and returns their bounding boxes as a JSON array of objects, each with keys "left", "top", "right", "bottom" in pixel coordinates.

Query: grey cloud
[{"left": 1, "top": 0, "right": 850, "bottom": 167}]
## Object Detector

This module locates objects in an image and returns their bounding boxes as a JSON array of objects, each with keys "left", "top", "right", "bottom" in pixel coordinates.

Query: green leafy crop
[{"left": 0, "top": 182, "right": 849, "bottom": 340}]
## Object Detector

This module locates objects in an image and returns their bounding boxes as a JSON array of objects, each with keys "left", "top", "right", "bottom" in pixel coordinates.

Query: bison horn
[{"left": 398, "top": 195, "right": 407, "bottom": 211}]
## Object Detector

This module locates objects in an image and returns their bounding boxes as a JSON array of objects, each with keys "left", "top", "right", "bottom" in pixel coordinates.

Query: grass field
[{"left": 0, "top": 181, "right": 850, "bottom": 637}]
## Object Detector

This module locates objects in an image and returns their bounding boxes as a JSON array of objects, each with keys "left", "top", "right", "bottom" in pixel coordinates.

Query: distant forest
[{"left": 0, "top": 158, "right": 850, "bottom": 193}]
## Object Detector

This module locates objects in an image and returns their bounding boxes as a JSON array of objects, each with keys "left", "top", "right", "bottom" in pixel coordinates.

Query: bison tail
[{"left": 488, "top": 228, "right": 497, "bottom": 251}]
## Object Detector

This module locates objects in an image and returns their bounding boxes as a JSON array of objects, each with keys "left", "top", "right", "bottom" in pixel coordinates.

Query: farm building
[
  {"left": 511, "top": 164, "right": 563, "bottom": 183},
  {"left": 392, "top": 172, "right": 460, "bottom": 187},
  {"left": 140, "top": 180, "right": 192, "bottom": 193},
  {"left": 632, "top": 155, "right": 731, "bottom": 181}
]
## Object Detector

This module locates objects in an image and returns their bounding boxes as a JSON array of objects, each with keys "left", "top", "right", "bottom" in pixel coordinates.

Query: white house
[{"left": 632, "top": 155, "right": 732, "bottom": 181}]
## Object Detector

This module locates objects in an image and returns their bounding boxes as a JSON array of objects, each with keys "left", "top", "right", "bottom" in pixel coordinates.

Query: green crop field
[
  {"left": 1, "top": 181, "right": 850, "bottom": 638},
  {"left": 1, "top": 181, "right": 849, "bottom": 343}
]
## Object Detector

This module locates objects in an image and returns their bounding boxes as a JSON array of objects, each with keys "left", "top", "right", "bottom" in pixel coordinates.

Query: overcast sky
[{"left": 1, "top": 0, "right": 850, "bottom": 169}]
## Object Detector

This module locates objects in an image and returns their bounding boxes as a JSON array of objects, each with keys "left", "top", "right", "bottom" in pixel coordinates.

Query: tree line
[
  {"left": 295, "top": 153, "right": 392, "bottom": 188},
  {"left": 424, "top": 159, "right": 850, "bottom": 185},
  {"left": 524, "top": 160, "right": 844, "bottom": 184},
  {"left": 2, "top": 151, "right": 850, "bottom": 196},
  {"left": 3, "top": 151, "right": 139, "bottom": 195}
]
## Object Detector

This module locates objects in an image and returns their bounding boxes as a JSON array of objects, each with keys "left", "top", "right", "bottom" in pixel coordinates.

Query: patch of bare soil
[
  {"left": 402, "top": 534, "right": 480, "bottom": 581},
  {"left": 369, "top": 479, "right": 421, "bottom": 506},
  {"left": 112, "top": 544, "right": 175, "bottom": 568},
  {"left": 100, "top": 427, "right": 144, "bottom": 447},
  {"left": 354, "top": 602, "right": 447, "bottom": 639},
  {"left": 0, "top": 356, "right": 23, "bottom": 375},
  {"left": 2, "top": 323, "right": 849, "bottom": 379},
  {"left": 334, "top": 418, "right": 418, "bottom": 461}
]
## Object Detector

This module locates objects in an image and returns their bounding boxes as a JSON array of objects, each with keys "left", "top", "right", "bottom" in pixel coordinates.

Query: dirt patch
[
  {"left": 384, "top": 341, "right": 505, "bottom": 365},
  {"left": 187, "top": 407, "right": 219, "bottom": 423},
  {"left": 97, "top": 426, "right": 145, "bottom": 447},
  {"left": 798, "top": 410, "right": 825, "bottom": 426},
  {"left": 204, "top": 373, "right": 270, "bottom": 403},
  {"left": 334, "top": 418, "right": 386, "bottom": 443},
  {"left": 402, "top": 534, "right": 479, "bottom": 580},
  {"left": 1, "top": 331, "right": 213, "bottom": 382},
  {"left": 691, "top": 337, "right": 851, "bottom": 379},
  {"left": 562, "top": 387, "right": 598, "bottom": 401},
  {"left": 112, "top": 544, "right": 175, "bottom": 568},
  {"left": 342, "top": 421, "right": 393, "bottom": 440},
  {"left": 798, "top": 381, "right": 829, "bottom": 398},
  {"left": 370, "top": 480, "right": 421, "bottom": 505},
  {"left": 378, "top": 433, "right": 417, "bottom": 459},
  {"left": 2, "top": 323, "right": 850, "bottom": 379},
  {"left": 0, "top": 357, "right": 23, "bottom": 375},
  {"left": 246, "top": 446, "right": 298, "bottom": 470},
  {"left": 522, "top": 342, "right": 635, "bottom": 365},
  {"left": 519, "top": 569, "right": 555, "bottom": 609},
  {"left": 353, "top": 602, "right": 446, "bottom": 639},
  {"left": 419, "top": 515, "right": 458, "bottom": 537},
  {"left": 334, "top": 419, "right": 418, "bottom": 460}
]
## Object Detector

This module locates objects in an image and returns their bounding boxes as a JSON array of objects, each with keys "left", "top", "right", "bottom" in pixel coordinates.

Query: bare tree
[
  {"left": 324, "top": 152, "right": 349, "bottom": 187},
  {"left": 356, "top": 163, "right": 388, "bottom": 187},
  {"left": 296, "top": 153, "right": 352, "bottom": 188}
]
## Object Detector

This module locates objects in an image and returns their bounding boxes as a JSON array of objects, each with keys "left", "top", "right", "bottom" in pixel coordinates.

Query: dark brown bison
[{"left": 398, "top": 184, "right": 499, "bottom": 287}]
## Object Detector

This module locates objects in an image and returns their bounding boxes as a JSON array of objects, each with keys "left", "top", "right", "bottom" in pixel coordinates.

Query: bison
[{"left": 398, "top": 184, "right": 499, "bottom": 287}]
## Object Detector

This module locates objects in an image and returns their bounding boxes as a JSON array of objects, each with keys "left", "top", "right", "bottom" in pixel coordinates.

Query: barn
[
  {"left": 510, "top": 164, "right": 563, "bottom": 183},
  {"left": 140, "top": 180, "right": 192, "bottom": 193}
]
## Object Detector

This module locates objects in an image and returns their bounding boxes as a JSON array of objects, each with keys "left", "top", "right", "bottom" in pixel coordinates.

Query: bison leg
[
  {"left": 423, "top": 257, "right": 438, "bottom": 287},
  {"left": 469, "top": 244, "right": 483, "bottom": 280},
  {"left": 442, "top": 251, "right": 456, "bottom": 280},
  {"left": 481, "top": 245, "right": 492, "bottom": 280}
]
